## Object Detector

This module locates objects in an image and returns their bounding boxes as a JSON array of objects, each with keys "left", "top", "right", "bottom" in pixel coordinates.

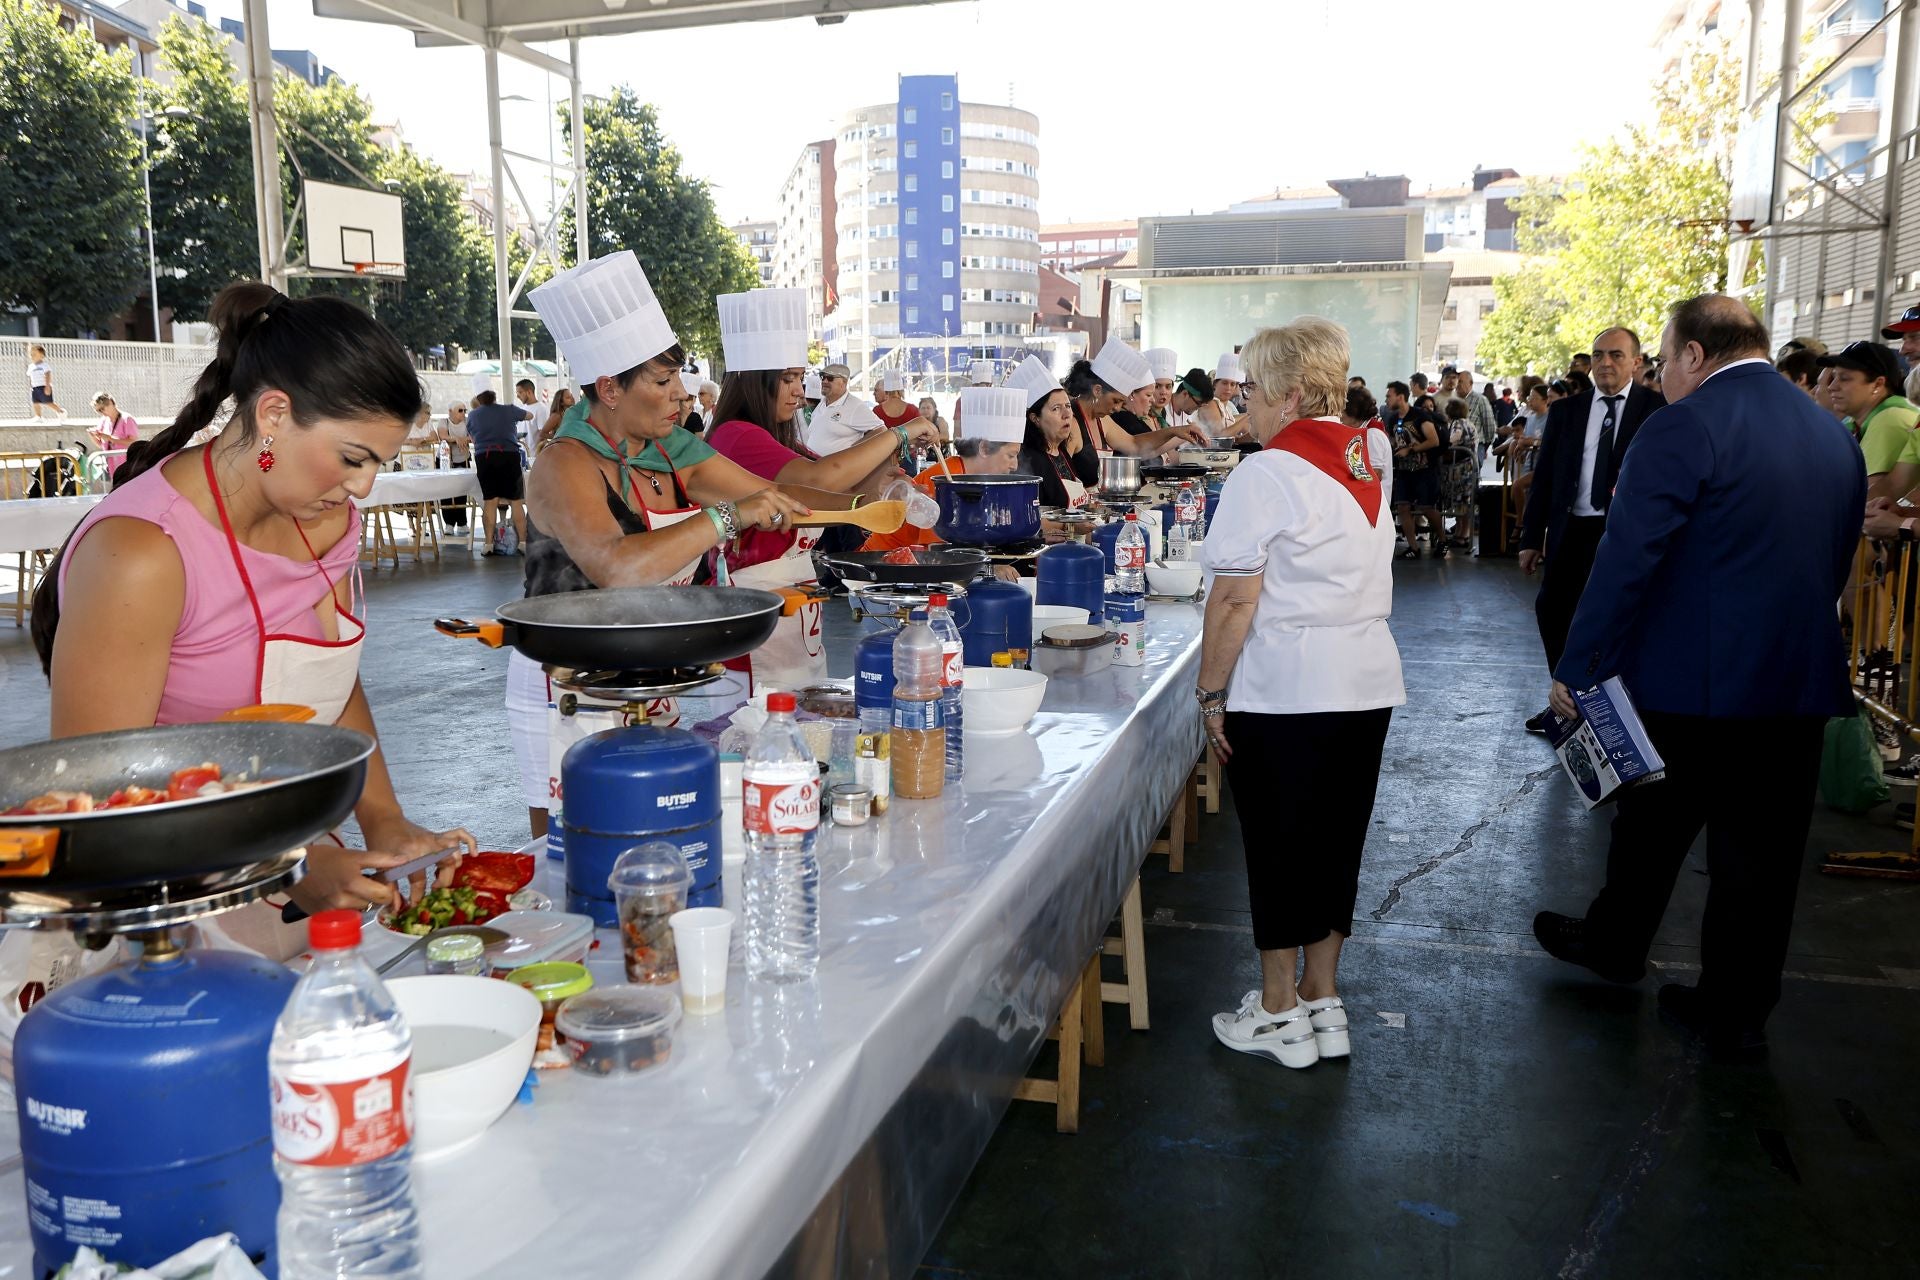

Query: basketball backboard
[{"left": 302, "top": 179, "right": 406, "bottom": 278}]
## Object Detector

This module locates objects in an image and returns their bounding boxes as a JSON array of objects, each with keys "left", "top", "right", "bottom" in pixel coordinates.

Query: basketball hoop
[
  {"left": 349, "top": 262, "right": 406, "bottom": 310},
  {"left": 350, "top": 261, "right": 405, "bottom": 279}
]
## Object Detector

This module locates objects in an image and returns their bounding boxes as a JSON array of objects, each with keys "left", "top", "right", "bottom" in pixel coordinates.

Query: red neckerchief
[{"left": 1266, "top": 418, "right": 1382, "bottom": 524}]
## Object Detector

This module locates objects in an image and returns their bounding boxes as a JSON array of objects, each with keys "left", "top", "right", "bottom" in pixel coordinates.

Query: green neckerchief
[{"left": 554, "top": 399, "right": 689, "bottom": 506}]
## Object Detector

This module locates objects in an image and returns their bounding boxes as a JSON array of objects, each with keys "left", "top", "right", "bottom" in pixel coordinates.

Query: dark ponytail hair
[
  {"left": 712, "top": 369, "right": 803, "bottom": 454},
  {"left": 31, "top": 280, "right": 422, "bottom": 675},
  {"left": 1063, "top": 359, "right": 1106, "bottom": 402}
]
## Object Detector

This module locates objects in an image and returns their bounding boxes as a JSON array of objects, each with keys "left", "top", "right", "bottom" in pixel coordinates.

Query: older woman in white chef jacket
[
  {"left": 510, "top": 253, "right": 812, "bottom": 838},
  {"left": 1196, "top": 316, "right": 1405, "bottom": 1072}
]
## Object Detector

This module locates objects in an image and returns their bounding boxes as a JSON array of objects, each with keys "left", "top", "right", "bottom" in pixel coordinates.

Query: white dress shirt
[
  {"left": 1571, "top": 388, "right": 1630, "bottom": 518},
  {"left": 1199, "top": 425, "right": 1407, "bottom": 714}
]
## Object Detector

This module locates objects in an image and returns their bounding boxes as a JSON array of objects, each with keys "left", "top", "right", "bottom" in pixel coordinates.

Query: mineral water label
[
  {"left": 893, "top": 696, "right": 944, "bottom": 732},
  {"left": 270, "top": 1058, "right": 412, "bottom": 1166},
  {"left": 743, "top": 772, "right": 820, "bottom": 836},
  {"left": 1114, "top": 624, "right": 1145, "bottom": 666},
  {"left": 940, "top": 644, "right": 964, "bottom": 688},
  {"left": 1116, "top": 541, "right": 1146, "bottom": 571},
  {"left": 1177, "top": 495, "right": 1200, "bottom": 522}
]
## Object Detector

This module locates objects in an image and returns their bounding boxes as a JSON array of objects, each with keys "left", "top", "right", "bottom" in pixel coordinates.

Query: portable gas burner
[
  {"left": 546, "top": 662, "right": 729, "bottom": 720},
  {"left": 845, "top": 581, "right": 970, "bottom": 625}
]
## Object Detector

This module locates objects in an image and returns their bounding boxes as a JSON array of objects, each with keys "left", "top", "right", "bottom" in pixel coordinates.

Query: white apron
[
  {"left": 1044, "top": 447, "right": 1090, "bottom": 511},
  {"left": 541, "top": 456, "right": 707, "bottom": 817},
  {"left": 726, "top": 522, "right": 827, "bottom": 695}
]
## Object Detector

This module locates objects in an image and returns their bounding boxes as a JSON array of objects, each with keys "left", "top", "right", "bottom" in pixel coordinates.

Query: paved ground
[{"left": 3, "top": 547, "right": 1916, "bottom": 1278}]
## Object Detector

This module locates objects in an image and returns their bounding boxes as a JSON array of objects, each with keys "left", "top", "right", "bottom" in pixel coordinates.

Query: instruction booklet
[{"left": 1544, "top": 677, "right": 1666, "bottom": 809}]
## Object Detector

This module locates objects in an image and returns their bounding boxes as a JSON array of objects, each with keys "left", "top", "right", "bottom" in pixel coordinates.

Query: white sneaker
[
  {"left": 1211, "top": 990, "right": 1319, "bottom": 1069},
  {"left": 1302, "top": 994, "right": 1350, "bottom": 1058}
]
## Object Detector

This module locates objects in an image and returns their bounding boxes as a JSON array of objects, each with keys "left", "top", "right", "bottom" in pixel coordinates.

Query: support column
[
  {"left": 570, "top": 38, "right": 589, "bottom": 269},
  {"left": 1764, "top": 0, "right": 1806, "bottom": 330},
  {"left": 1875, "top": 0, "right": 1920, "bottom": 332},
  {"left": 486, "top": 45, "right": 514, "bottom": 403},
  {"left": 242, "top": 0, "right": 284, "bottom": 288}
]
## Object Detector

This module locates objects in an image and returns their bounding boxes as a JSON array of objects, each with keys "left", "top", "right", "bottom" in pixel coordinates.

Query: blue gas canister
[
  {"left": 1035, "top": 541, "right": 1106, "bottom": 623},
  {"left": 855, "top": 626, "right": 901, "bottom": 716},
  {"left": 958, "top": 577, "right": 1032, "bottom": 665},
  {"left": 1090, "top": 521, "right": 1122, "bottom": 575},
  {"left": 14, "top": 947, "right": 295, "bottom": 1277},
  {"left": 560, "top": 726, "right": 721, "bottom": 926}
]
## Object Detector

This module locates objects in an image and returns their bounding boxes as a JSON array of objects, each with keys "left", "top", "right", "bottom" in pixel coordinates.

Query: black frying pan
[
  {"left": 437, "top": 584, "right": 786, "bottom": 669},
  {"left": 819, "top": 547, "right": 990, "bottom": 586},
  {"left": 1140, "top": 462, "right": 1209, "bottom": 480},
  {"left": 0, "top": 722, "right": 373, "bottom": 888}
]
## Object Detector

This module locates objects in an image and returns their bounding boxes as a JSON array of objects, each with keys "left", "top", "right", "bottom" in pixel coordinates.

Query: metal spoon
[{"left": 376, "top": 923, "right": 509, "bottom": 976}]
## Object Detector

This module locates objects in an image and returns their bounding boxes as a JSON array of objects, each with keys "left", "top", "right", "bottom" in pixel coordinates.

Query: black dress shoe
[
  {"left": 1524, "top": 710, "right": 1553, "bottom": 735},
  {"left": 1532, "top": 911, "right": 1646, "bottom": 984},
  {"left": 1657, "top": 984, "right": 1767, "bottom": 1057}
]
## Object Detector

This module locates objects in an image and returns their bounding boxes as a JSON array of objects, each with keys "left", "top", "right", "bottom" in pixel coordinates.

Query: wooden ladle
[{"left": 790, "top": 500, "right": 907, "bottom": 534}]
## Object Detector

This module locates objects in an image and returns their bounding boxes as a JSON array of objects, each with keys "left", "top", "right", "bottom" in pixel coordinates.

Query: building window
[
  {"left": 941, "top": 127, "right": 954, "bottom": 145},
  {"left": 904, "top": 140, "right": 917, "bottom": 159},
  {"left": 941, "top": 194, "right": 954, "bottom": 212},
  {"left": 943, "top": 295, "right": 954, "bottom": 312},
  {"left": 1443, "top": 302, "right": 1458, "bottom": 321},
  {"left": 904, "top": 107, "right": 917, "bottom": 124},
  {"left": 942, "top": 261, "right": 954, "bottom": 278},
  {"left": 941, "top": 93, "right": 953, "bottom": 111},
  {"left": 942, "top": 228, "right": 954, "bottom": 245},
  {"left": 941, "top": 161, "right": 954, "bottom": 179},
  {"left": 905, "top": 174, "right": 918, "bottom": 192},
  {"left": 907, "top": 241, "right": 919, "bottom": 259},
  {"left": 1479, "top": 298, "right": 1496, "bottom": 317},
  {"left": 906, "top": 274, "right": 919, "bottom": 291},
  {"left": 906, "top": 307, "right": 920, "bottom": 325},
  {"left": 905, "top": 208, "right": 918, "bottom": 225}
]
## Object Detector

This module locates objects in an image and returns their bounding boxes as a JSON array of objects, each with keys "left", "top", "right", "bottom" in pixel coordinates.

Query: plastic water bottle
[
  {"left": 927, "top": 593, "right": 965, "bottom": 781},
  {"left": 1167, "top": 510, "right": 1190, "bottom": 563},
  {"left": 1190, "top": 488, "right": 1209, "bottom": 542},
  {"left": 742, "top": 691, "right": 823, "bottom": 981},
  {"left": 1114, "top": 512, "right": 1148, "bottom": 595},
  {"left": 271, "top": 910, "right": 422, "bottom": 1279},
  {"left": 891, "top": 611, "right": 946, "bottom": 799}
]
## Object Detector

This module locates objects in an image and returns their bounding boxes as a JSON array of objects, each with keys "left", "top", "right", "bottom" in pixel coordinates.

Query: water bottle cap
[
  {"left": 767, "top": 691, "right": 796, "bottom": 713},
  {"left": 929, "top": 592, "right": 948, "bottom": 607},
  {"left": 1125, "top": 511, "right": 1138, "bottom": 521},
  {"left": 308, "top": 909, "right": 362, "bottom": 950}
]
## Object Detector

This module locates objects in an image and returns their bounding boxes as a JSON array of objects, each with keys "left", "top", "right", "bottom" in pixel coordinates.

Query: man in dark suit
[
  {"left": 1518, "top": 326, "right": 1665, "bottom": 733},
  {"left": 1532, "top": 294, "right": 1864, "bottom": 1055}
]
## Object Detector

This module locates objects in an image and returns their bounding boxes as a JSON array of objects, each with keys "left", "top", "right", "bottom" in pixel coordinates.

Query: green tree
[
  {"left": 1478, "top": 35, "right": 1755, "bottom": 375},
  {"left": 559, "top": 87, "right": 758, "bottom": 360},
  {"left": 373, "top": 146, "right": 481, "bottom": 354},
  {"left": 150, "top": 15, "right": 256, "bottom": 321},
  {"left": 0, "top": 0, "right": 145, "bottom": 334},
  {"left": 276, "top": 74, "right": 384, "bottom": 307}
]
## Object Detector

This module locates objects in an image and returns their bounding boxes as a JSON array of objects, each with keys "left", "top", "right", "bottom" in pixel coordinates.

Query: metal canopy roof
[{"left": 315, "top": 0, "right": 966, "bottom": 54}]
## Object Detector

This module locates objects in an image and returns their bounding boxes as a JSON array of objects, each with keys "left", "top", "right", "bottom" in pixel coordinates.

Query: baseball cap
[
  {"left": 1881, "top": 307, "right": 1920, "bottom": 338},
  {"left": 1818, "top": 340, "right": 1903, "bottom": 387}
]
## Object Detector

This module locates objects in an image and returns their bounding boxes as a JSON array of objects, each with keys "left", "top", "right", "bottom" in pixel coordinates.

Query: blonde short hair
[
  {"left": 1905, "top": 365, "right": 1920, "bottom": 404},
  {"left": 1241, "top": 317, "right": 1350, "bottom": 418}
]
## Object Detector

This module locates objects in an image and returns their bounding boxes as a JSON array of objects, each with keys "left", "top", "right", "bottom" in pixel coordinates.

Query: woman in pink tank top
[{"left": 32, "top": 282, "right": 474, "bottom": 918}]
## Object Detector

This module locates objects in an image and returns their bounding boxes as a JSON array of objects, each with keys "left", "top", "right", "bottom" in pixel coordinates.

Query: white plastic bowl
[
  {"left": 388, "top": 975, "right": 540, "bottom": 1159},
  {"left": 1029, "top": 604, "right": 1091, "bottom": 632},
  {"left": 961, "top": 666, "right": 1049, "bottom": 736},
  {"left": 1015, "top": 576, "right": 1037, "bottom": 597},
  {"left": 1146, "top": 561, "right": 1204, "bottom": 597}
]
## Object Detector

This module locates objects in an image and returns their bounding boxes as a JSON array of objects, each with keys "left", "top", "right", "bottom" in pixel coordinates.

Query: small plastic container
[
  {"left": 482, "top": 910, "right": 595, "bottom": 975},
  {"left": 554, "top": 986, "right": 683, "bottom": 1077},
  {"left": 829, "top": 783, "right": 874, "bottom": 826},
  {"left": 424, "top": 933, "right": 486, "bottom": 976},
  {"left": 608, "top": 843, "right": 691, "bottom": 985},
  {"left": 506, "top": 961, "right": 593, "bottom": 1069}
]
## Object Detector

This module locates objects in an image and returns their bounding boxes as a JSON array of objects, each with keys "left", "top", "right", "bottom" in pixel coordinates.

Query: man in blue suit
[{"left": 1531, "top": 294, "right": 1865, "bottom": 1055}]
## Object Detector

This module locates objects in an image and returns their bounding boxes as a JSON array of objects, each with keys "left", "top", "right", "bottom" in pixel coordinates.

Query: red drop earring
[{"left": 257, "top": 434, "right": 275, "bottom": 473}]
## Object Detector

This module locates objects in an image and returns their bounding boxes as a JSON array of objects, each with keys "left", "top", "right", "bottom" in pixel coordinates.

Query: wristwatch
[{"left": 1195, "top": 686, "right": 1228, "bottom": 704}]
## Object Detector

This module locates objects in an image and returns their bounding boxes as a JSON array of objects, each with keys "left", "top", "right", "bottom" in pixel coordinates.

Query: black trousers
[
  {"left": 1534, "top": 515, "right": 1607, "bottom": 670},
  {"left": 1224, "top": 707, "right": 1393, "bottom": 950},
  {"left": 1583, "top": 711, "right": 1826, "bottom": 1029}
]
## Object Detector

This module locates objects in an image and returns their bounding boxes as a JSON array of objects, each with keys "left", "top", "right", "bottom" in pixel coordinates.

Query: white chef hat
[
  {"left": 958, "top": 387, "right": 1026, "bottom": 444},
  {"left": 1091, "top": 337, "right": 1153, "bottom": 395},
  {"left": 679, "top": 370, "right": 703, "bottom": 396},
  {"left": 803, "top": 370, "right": 823, "bottom": 399},
  {"left": 1144, "top": 347, "right": 1180, "bottom": 382},
  {"left": 529, "top": 251, "right": 677, "bottom": 384},
  {"left": 1215, "top": 352, "right": 1245, "bottom": 383},
  {"left": 879, "top": 370, "right": 907, "bottom": 392},
  {"left": 718, "top": 288, "right": 809, "bottom": 372},
  {"left": 470, "top": 370, "right": 494, "bottom": 396},
  {"left": 1005, "top": 354, "right": 1061, "bottom": 409}
]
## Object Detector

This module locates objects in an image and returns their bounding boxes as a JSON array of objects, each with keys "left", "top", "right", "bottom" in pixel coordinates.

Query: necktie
[{"left": 1591, "top": 395, "right": 1621, "bottom": 511}]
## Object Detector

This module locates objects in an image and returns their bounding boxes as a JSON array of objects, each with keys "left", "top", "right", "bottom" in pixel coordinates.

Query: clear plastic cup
[
  {"left": 609, "top": 842, "right": 692, "bottom": 984},
  {"left": 669, "top": 907, "right": 735, "bottom": 1016}
]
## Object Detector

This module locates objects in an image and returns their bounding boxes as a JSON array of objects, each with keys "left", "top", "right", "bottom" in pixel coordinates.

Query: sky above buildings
[{"left": 190, "top": 0, "right": 1678, "bottom": 225}]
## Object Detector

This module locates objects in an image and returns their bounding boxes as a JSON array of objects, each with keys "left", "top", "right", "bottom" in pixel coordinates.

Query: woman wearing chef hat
[
  {"left": 1199, "top": 352, "right": 1246, "bottom": 436},
  {"left": 860, "top": 386, "right": 1027, "bottom": 569},
  {"left": 1144, "top": 347, "right": 1182, "bottom": 429},
  {"left": 514, "top": 254, "right": 813, "bottom": 837},
  {"left": 1010, "top": 354, "right": 1092, "bottom": 511},
  {"left": 1069, "top": 336, "right": 1210, "bottom": 466},
  {"left": 704, "top": 287, "right": 943, "bottom": 691},
  {"left": 30, "top": 281, "right": 475, "bottom": 929}
]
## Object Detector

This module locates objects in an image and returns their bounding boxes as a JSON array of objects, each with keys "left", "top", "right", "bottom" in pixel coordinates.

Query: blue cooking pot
[{"left": 931, "top": 473, "right": 1042, "bottom": 546}]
